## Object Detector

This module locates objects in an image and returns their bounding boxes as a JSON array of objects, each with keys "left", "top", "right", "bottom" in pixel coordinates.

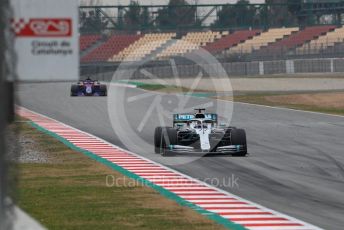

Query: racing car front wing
[{"left": 168, "top": 145, "right": 246, "bottom": 154}]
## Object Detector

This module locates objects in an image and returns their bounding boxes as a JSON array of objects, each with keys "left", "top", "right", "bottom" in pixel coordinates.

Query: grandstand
[
  {"left": 203, "top": 30, "right": 261, "bottom": 54},
  {"left": 226, "top": 28, "right": 299, "bottom": 54},
  {"left": 238, "top": 25, "right": 336, "bottom": 59},
  {"left": 156, "top": 31, "right": 226, "bottom": 59},
  {"left": 110, "top": 33, "right": 176, "bottom": 62},
  {"left": 79, "top": 2, "right": 344, "bottom": 64},
  {"left": 80, "top": 35, "right": 101, "bottom": 52},
  {"left": 296, "top": 26, "right": 344, "bottom": 54},
  {"left": 81, "top": 34, "right": 142, "bottom": 62},
  {"left": 80, "top": 25, "right": 344, "bottom": 63},
  {"left": 267, "top": 26, "right": 336, "bottom": 50}
]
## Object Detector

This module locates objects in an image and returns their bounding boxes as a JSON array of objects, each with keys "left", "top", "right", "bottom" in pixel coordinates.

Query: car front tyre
[
  {"left": 154, "top": 127, "right": 163, "bottom": 154},
  {"left": 70, "top": 85, "right": 78, "bottom": 96},
  {"left": 230, "top": 129, "right": 248, "bottom": 157}
]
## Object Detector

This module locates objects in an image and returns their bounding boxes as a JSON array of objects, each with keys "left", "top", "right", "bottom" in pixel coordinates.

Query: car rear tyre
[{"left": 100, "top": 85, "right": 107, "bottom": 96}]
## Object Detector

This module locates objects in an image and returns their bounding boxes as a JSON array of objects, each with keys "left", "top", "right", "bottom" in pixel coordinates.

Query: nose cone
[
  {"left": 85, "top": 86, "right": 92, "bottom": 94},
  {"left": 194, "top": 126, "right": 211, "bottom": 151}
]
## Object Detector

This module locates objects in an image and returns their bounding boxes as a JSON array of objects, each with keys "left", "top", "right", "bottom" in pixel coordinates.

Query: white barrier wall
[
  {"left": 11, "top": 0, "right": 79, "bottom": 81},
  {"left": 81, "top": 58, "right": 344, "bottom": 80}
]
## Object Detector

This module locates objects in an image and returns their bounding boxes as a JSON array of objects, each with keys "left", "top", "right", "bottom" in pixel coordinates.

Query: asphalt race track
[{"left": 17, "top": 82, "right": 344, "bottom": 230}]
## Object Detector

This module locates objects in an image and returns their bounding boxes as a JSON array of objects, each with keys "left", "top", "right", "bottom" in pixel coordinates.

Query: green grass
[
  {"left": 15, "top": 122, "right": 227, "bottom": 230},
  {"left": 231, "top": 94, "right": 344, "bottom": 116},
  {"left": 137, "top": 83, "right": 191, "bottom": 93},
  {"left": 139, "top": 83, "right": 169, "bottom": 91},
  {"left": 134, "top": 82, "right": 344, "bottom": 116}
]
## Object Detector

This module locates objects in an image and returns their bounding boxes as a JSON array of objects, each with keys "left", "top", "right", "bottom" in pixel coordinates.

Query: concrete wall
[{"left": 84, "top": 58, "right": 344, "bottom": 81}]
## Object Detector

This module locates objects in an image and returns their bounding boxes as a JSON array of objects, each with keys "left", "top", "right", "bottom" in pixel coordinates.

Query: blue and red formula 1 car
[{"left": 70, "top": 77, "right": 107, "bottom": 96}]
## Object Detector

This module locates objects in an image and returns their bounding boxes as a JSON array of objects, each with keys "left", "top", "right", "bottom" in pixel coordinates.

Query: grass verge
[
  {"left": 220, "top": 92, "right": 344, "bottom": 116},
  {"left": 135, "top": 82, "right": 344, "bottom": 116},
  {"left": 130, "top": 81, "right": 192, "bottom": 93},
  {"left": 14, "top": 121, "right": 227, "bottom": 230}
]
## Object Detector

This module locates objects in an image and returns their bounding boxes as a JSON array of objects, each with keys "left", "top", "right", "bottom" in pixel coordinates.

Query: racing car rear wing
[{"left": 173, "top": 113, "right": 218, "bottom": 126}]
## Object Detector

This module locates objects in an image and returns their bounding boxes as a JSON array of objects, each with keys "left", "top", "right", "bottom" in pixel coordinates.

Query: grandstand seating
[
  {"left": 227, "top": 28, "right": 299, "bottom": 54},
  {"left": 266, "top": 25, "right": 336, "bottom": 51},
  {"left": 109, "top": 33, "right": 176, "bottom": 62},
  {"left": 157, "top": 31, "right": 225, "bottom": 59},
  {"left": 203, "top": 30, "right": 262, "bottom": 54},
  {"left": 296, "top": 26, "right": 344, "bottom": 54},
  {"left": 80, "top": 35, "right": 101, "bottom": 51},
  {"left": 81, "top": 34, "right": 142, "bottom": 62},
  {"left": 79, "top": 26, "right": 344, "bottom": 63}
]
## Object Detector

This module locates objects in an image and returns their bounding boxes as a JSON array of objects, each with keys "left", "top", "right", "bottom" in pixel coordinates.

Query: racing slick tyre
[
  {"left": 70, "top": 85, "right": 78, "bottom": 96},
  {"left": 154, "top": 127, "right": 177, "bottom": 156},
  {"left": 100, "top": 85, "right": 107, "bottom": 96},
  {"left": 154, "top": 127, "right": 172, "bottom": 154},
  {"left": 230, "top": 129, "right": 247, "bottom": 157},
  {"left": 154, "top": 127, "right": 163, "bottom": 154},
  {"left": 161, "top": 128, "right": 177, "bottom": 157}
]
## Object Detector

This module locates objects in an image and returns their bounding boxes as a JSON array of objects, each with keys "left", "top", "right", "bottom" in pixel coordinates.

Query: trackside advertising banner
[{"left": 11, "top": 0, "right": 79, "bottom": 81}]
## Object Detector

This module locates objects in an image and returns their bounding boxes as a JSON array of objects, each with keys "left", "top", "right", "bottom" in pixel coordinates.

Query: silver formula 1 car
[
  {"left": 70, "top": 77, "right": 107, "bottom": 96},
  {"left": 154, "top": 109, "right": 247, "bottom": 156}
]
